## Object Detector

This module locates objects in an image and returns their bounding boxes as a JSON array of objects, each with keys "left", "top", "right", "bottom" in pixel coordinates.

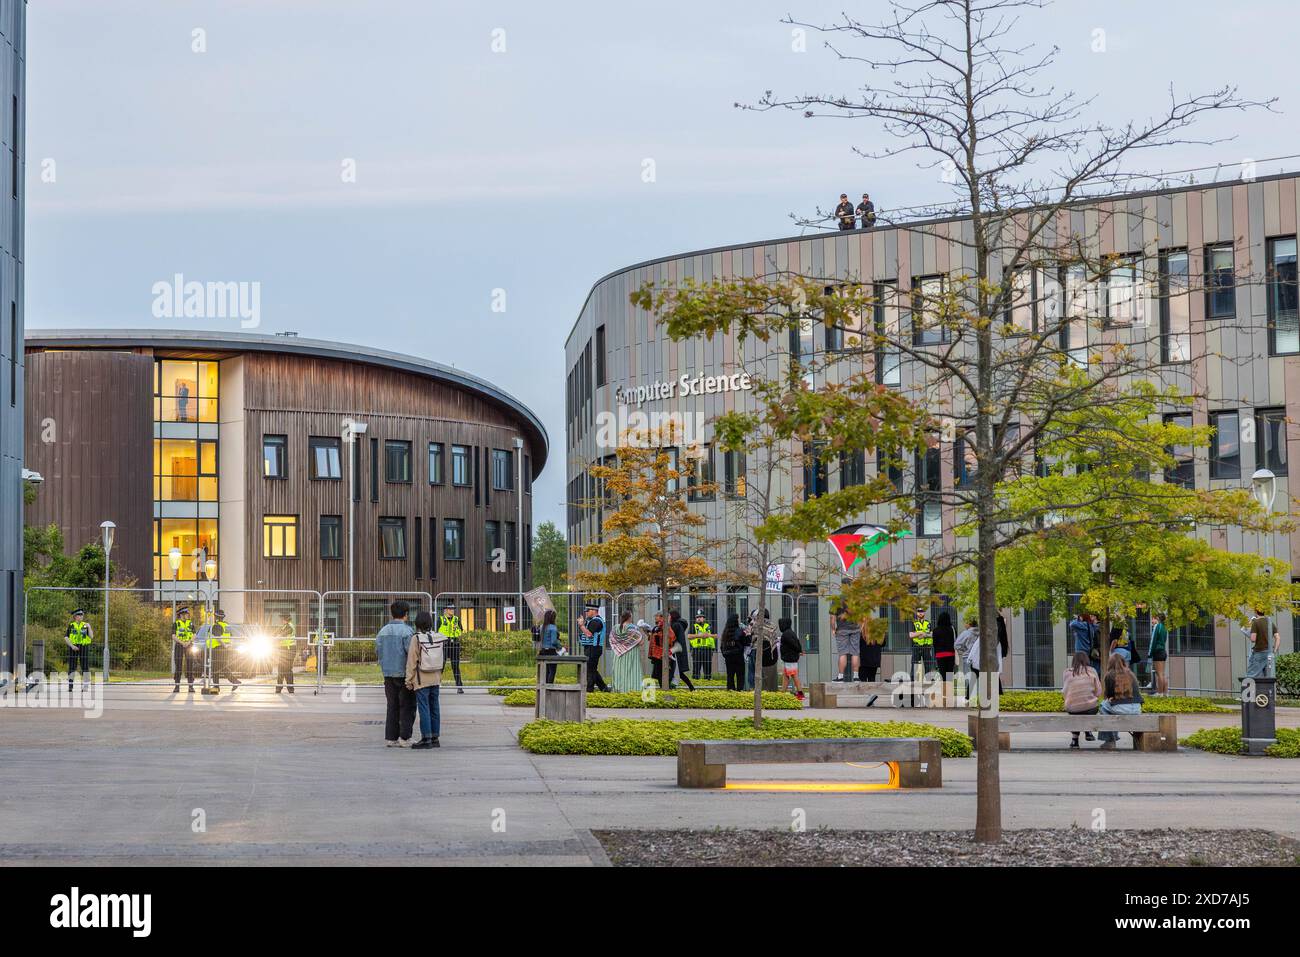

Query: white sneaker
[
  {"left": 385, "top": 740, "right": 398, "bottom": 748},
  {"left": 396, "top": 738, "right": 410, "bottom": 748}
]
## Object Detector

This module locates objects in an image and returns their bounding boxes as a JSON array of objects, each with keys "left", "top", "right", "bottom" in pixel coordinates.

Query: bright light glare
[{"left": 239, "top": 633, "right": 274, "bottom": 661}]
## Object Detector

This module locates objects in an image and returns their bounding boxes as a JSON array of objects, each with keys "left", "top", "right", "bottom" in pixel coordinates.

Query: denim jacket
[{"left": 375, "top": 619, "right": 414, "bottom": 678}]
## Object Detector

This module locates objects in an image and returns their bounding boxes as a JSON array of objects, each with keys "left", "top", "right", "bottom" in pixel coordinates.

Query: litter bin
[{"left": 1241, "top": 676, "right": 1277, "bottom": 755}]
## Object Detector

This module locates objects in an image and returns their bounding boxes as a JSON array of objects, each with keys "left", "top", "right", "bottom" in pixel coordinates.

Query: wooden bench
[
  {"left": 966, "top": 713, "right": 1178, "bottom": 752},
  {"left": 810, "top": 680, "right": 966, "bottom": 709},
  {"left": 676, "top": 737, "right": 943, "bottom": 789}
]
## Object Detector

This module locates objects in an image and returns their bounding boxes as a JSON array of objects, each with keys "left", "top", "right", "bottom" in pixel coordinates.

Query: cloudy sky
[{"left": 25, "top": 0, "right": 1299, "bottom": 527}]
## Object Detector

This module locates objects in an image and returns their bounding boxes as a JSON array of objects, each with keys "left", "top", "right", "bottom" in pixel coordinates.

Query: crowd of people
[
  {"left": 834, "top": 192, "right": 877, "bottom": 230},
  {"left": 540, "top": 603, "right": 806, "bottom": 698}
]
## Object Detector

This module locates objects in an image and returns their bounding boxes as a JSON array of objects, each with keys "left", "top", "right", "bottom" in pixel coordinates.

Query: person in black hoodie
[
  {"left": 777, "top": 617, "right": 804, "bottom": 701},
  {"left": 718, "top": 612, "right": 745, "bottom": 691},
  {"left": 932, "top": 611, "right": 957, "bottom": 682},
  {"left": 996, "top": 613, "right": 1010, "bottom": 693}
]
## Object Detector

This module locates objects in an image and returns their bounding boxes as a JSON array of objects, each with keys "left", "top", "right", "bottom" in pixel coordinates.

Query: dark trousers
[
  {"left": 691, "top": 647, "right": 713, "bottom": 679},
  {"left": 672, "top": 651, "right": 695, "bottom": 691},
  {"left": 859, "top": 664, "right": 880, "bottom": 682},
  {"left": 936, "top": 655, "right": 955, "bottom": 680},
  {"left": 650, "top": 657, "right": 664, "bottom": 684},
  {"left": 1068, "top": 706, "right": 1099, "bottom": 741},
  {"left": 446, "top": 638, "right": 463, "bottom": 689},
  {"left": 172, "top": 643, "right": 198, "bottom": 684},
  {"left": 276, "top": 647, "right": 295, "bottom": 691},
  {"left": 383, "top": 676, "right": 416, "bottom": 741},
  {"left": 723, "top": 653, "right": 745, "bottom": 691},
  {"left": 66, "top": 646, "right": 91, "bottom": 685},
  {"left": 584, "top": 645, "right": 608, "bottom": 691},
  {"left": 538, "top": 648, "right": 558, "bottom": 684}
]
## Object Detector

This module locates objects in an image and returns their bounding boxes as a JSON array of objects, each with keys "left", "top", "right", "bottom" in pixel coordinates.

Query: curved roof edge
[
  {"left": 25, "top": 327, "right": 549, "bottom": 475},
  {"left": 567, "top": 168, "right": 1300, "bottom": 348}
]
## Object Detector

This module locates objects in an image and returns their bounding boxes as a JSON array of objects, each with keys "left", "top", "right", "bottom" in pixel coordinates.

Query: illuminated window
[
  {"left": 154, "top": 438, "right": 217, "bottom": 501},
  {"left": 155, "top": 359, "right": 218, "bottom": 423},
  {"left": 154, "top": 518, "right": 217, "bottom": 581},
  {"left": 263, "top": 515, "right": 298, "bottom": 558}
]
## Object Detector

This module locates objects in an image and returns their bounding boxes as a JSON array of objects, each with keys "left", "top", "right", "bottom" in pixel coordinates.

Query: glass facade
[
  {"left": 153, "top": 359, "right": 220, "bottom": 583},
  {"left": 155, "top": 359, "right": 219, "bottom": 423}
]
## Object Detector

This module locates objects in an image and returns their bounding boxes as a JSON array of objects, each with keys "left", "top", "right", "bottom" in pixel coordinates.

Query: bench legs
[
  {"left": 1134, "top": 716, "right": 1179, "bottom": 752},
  {"left": 810, "top": 685, "right": 838, "bottom": 709},
  {"left": 967, "top": 714, "right": 1010, "bottom": 751},
  {"left": 896, "top": 741, "right": 943, "bottom": 788},
  {"left": 678, "top": 742, "right": 727, "bottom": 788}
]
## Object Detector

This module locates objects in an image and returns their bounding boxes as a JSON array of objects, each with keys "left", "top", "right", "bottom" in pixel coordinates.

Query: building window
[
  {"left": 505, "top": 521, "right": 517, "bottom": 562},
  {"left": 1209, "top": 412, "right": 1240, "bottom": 480},
  {"left": 661, "top": 447, "right": 680, "bottom": 495},
  {"left": 443, "top": 518, "right": 465, "bottom": 560},
  {"left": 802, "top": 442, "right": 828, "bottom": 500},
  {"left": 1267, "top": 237, "right": 1298, "bottom": 355},
  {"left": 1257, "top": 408, "right": 1288, "bottom": 476},
  {"left": 263, "top": 435, "right": 287, "bottom": 479},
  {"left": 428, "top": 442, "right": 444, "bottom": 484},
  {"left": 524, "top": 454, "right": 532, "bottom": 494},
  {"left": 1022, "top": 601, "right": 1055, "bottom": 689},
  {"left": 309, "top": 437, "right": 342, "bottom": 480},
  {"left": 1164, "top": 413, "right": 1195, "bottom": 488},
  {"left": 878, "top": 446, "right": 904, "bottom": 491},
  {"left": 485, "top": 520, "right": 501, "bottom": 562},
  {"left": 384, "top": 440, "right": 412, "bottom": 483},
  {"left": 155, "top": 359, "right": 219, "bottom": 423},
  {"left": 954, "top": 432, "right": 977, "bottom": 488},
  {"left": 263, "top": 515, "right": 298, "bottom": 558},
  {"left": 595, "top": 324, "right": 607, "bottom": 386},
  {"left": 1059, "top": 264, "right": 1089, "bottom": 365},
  {"left": 911, "top": 275, "right": 950, "bottom": 346},
  {"left": 153, "top": 518, "right": 218, "bottom": 582},
  {"left": 687, "top": 445, "right": 715, "bottom": 502},
  {"left": 1159, "top": 250, "right": 1191, "bottom": 363},
  {"left": 916, "top": 443, "right": 942, "bottom": 536},
  {"left": 452, "top": 445, "right": 471, "bottom": 486},
  {"left": 723, "top": 449, "right": 747, "bottom": 498},
  {"left": 155, "top": 438, "right": 217, "bottom": 502},
  {"left": 1169, "top": 616, "right": 1215, "bottom": 656},
  {"left": 428, "top": 518, "right": 438, "bottom": 580},
  {"left": 319, "top": 515, "right": 342, "bottom": 560},
  {"left": 1204, "top": 243, "right": 1235, "bottom": 319},
  {"left": 7, "top": 303, "right": 15, "bottom": 408},
  {"left": 874, "top": 281, "right": 901, "bottom": 385},
  {"left": 1105, "top": 254, "right": 1140, "bottom": 326},
  {"left": 1003, "top": 268, "right": 1036, "bottom": 334},
  {"left": 378, "top": 517, "right": 407, "bottom": 560},
  {"left": 840, "top": 450, "right": 866, "bottom": 488},
  {"left": 492, "top": 449, "right": 514, "bottom": 491}
]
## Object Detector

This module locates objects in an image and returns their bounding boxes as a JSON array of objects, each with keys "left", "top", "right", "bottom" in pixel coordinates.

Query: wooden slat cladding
[
  {"left": 23, "top": 351, "right": 154, "bottom": 584},
  {"left": 242, "top": 353, "right": 536, "bottom": 599}
]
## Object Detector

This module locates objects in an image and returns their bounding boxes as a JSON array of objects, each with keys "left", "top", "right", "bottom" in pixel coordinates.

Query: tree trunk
[
  {"left": 974, "top": 518, "right": 1002, "bottom": 843},
  {"left": 660, "top": 582, "right": 670, "bottom": 692}
]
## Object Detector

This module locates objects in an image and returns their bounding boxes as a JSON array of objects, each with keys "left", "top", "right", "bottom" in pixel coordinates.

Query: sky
[{"left": 25, "top": 0, "right": 1300, "bottom": 528}]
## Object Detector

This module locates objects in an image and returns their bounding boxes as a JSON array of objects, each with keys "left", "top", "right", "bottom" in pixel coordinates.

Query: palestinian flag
[{"left": 828, "top": 524, "right": 907, "bottom": 573}]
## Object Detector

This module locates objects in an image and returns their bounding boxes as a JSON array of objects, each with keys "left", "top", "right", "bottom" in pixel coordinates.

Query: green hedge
[
  {"left": 517, "top": 717, "right": 973, "bottom": 758},
  {"left": 1181, "top": 726, "right": 1300, "bottom": 758},
  {"left": 502, "top": 689, "right": 802, "bottom": 710},
  {"left": 998, "top": 690, "right": 1228, "bottom": 714},
  {"left": 1276, "top": 652, "right": 1300, "bottom": 698}
]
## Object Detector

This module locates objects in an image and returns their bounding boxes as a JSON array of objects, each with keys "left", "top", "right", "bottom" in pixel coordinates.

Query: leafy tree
[
  {"left": 530, "top": 520, "right": 569, "bottom": 594},
  {"left": 572, "top": 421, "right": 719, "bottom": 690}
]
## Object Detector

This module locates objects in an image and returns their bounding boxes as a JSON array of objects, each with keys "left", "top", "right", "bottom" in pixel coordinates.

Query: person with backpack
[
  {"left": 405, "top": 610, "right": 446, "bottom": 750},
  {"left": 1243, "top": 608, "right": 1280, "bottom": 679},
  {"left": 718, "top": 612, "right": 746, "bottom": 691},
  {"left": 375, "top": 600, "right": 416, "bottom": 747},
  {"left": 778, "top": 617, "right": 804, "bottom": 701}
]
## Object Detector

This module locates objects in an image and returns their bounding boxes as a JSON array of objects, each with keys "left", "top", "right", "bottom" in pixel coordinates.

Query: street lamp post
[
  {"left": 342, "top": 418, "right": 369, "bottom": 639},
  {"left": 100, "top": 521, "right": 115, "bottom": 682},
  {"left": 1252, "top": 466, "right": 1278, "bottom": 570},
  {"left": 514, "top": 436, "right": 525, "bottom": 618}
]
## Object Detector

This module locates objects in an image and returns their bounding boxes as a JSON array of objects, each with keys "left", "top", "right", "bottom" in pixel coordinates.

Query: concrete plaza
[{"left": 1, "top": 685, "right": 1297, "bottom": 866}]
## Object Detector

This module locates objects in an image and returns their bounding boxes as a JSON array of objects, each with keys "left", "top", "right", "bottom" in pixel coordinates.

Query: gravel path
[{"left": 594, "top": 828, "right": 1300, "bottom": 867}]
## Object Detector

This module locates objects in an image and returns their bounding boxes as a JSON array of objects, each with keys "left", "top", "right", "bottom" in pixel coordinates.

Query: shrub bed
[
  {"left": 502, "top": 689, "right": 801, "bottom": 710},
  {"left": 1181, "top": 726, "right": 1300, "bottom": 758},
  {"left": 997, "top": 690, "right": 1228, "bottom": 714},
  {"left": 1276, "top": 652, "right": 1300, "bottom": 698},
  {"left": 517, "top": 717, "right": 973, "bottom": 758}
]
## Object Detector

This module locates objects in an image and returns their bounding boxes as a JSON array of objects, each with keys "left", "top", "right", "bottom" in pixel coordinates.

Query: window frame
[
  {"left": 262, "top": 514, "right": 299, "bottom": 559},
  {"left": 308, "top": 436, "right": 343, "bottom": 481},
  {"left": 262, "top": 434, "right": 288, "bottom": 480},
  {"left": 451, "top": 445, "right": 471, "bottom": 487},
  {"left": 378, "top": 516, "right": 408, "bottom": 561},
  {"left": 384, "top": 440, "right": 413, "bottom": 485},
  {"left": 1204, "top": 242, "right": 1236, "bottom": 320},
  {"left": 1158, "top": 248, "right": 1191, "bottom": 364},
  {"left": 428, "top": 442, "right": 445, "bottom": 485},
  {"left": 443, "top": 518, "right": 465, "bottom": 561},
  {"left": 1208, "top": 411, "right": 1241, "bottom": 480},
  {"left": 318, "top": 515, "right": 342, "bottom": 560},
  {"left": 1267, "top": 235, "right": 1299, "bottom": 356}
]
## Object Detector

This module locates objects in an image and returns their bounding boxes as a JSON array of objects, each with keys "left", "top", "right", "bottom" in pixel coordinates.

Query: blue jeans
[
  {"left": 1246, "top": 650, "right": 1275, "bottom": 679},
  {"left": 415, "top": 685, "right": 441, "bottom": 739},
  {"left": 1098, "top": 699, "right": 1140, "bottom": 742}
]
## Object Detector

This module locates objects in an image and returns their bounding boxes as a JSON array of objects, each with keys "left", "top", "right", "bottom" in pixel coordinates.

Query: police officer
[
  {"left": 834, "top": 193, "right": 856, "bottom": 230},
  {"left": 207, "top": 610, "right": 240, "bottom": 690},
  {"left": 172, "top": 606, "right": 198, "bottom": 693},
  {"left": 689, "top": 612, "right": 715, "bottom": 680},
  {"left": 438, "top": 606, "right": 465, "bottom": 693},
  {"left": 65, "top": 609, "right": 94, "bottom": 691},
  {"left": 908, "top": 608, "right": 935, "bottom": 707},
  {"left": 274, "top": 615, "right": 296, "bottom": 694},
  {"left": 856, "top": 193, "right": 876, "bottom": 229}
]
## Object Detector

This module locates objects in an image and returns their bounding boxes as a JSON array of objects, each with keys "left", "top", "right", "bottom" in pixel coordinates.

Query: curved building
[
  {"left": 567, "top": 173, "right": 1300, "bottom": 691},
  {"left": 24, "top": 329, "right": 546, "bottom": 643}
]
